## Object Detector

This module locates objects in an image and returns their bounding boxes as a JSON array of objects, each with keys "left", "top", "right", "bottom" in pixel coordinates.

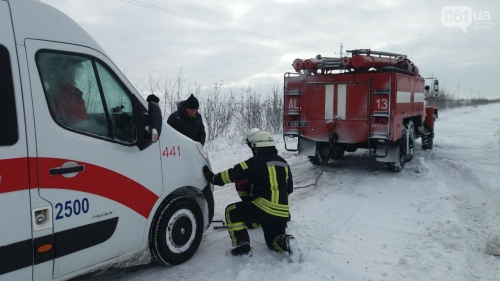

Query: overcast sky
[{"left": 41, "top": 0, "right": 499, "bottom": 99}]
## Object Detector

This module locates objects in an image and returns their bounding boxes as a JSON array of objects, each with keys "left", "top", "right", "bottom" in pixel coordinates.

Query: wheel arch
[{"left": 403, "top": 116, "right": 422, "bottom": 138}]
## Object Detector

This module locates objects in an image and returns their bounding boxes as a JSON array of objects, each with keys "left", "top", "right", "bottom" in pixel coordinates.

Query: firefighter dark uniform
[{"left": 203, "top": 131, "right": 301, "bottom": 261}]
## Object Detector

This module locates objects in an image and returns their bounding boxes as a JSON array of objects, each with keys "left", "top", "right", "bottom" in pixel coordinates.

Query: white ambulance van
[{"left": 0, "top": 0, "right": 214, "bottom": 280}]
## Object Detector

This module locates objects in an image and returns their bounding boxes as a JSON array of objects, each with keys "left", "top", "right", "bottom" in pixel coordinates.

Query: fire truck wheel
[
  {"left": 421, "top": 135, "right": 434, "bottom": 150},
  {"left": 405, "top": 121, "right": 415, "bottom": 162},
  {"left": 330, "top": 146, "right": 345, "bottom": 159},
  {"left": 309, "top": 147, "right": 328, "bottom": 165},
  {"left": 386, "top": 126, "right": 408, "bottom": 172},
  {"left": 308, "top": 156, "right": 322, "bottom": 165},
  {"left": 149, "top": 196, "right": 204, "bottom": 265}
]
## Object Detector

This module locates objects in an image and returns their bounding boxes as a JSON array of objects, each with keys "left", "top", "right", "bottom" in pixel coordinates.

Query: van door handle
[{"left": 49, "top": 165, "right": 84, "bottom": 176}]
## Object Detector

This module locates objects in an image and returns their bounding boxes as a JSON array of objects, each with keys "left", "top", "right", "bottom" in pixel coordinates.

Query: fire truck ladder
[
  {"left": 347, "top": 49, "right": 407, "bottom": 59},
  {"left": 283, "top": 73, "right": 302, "bottom": 152}
]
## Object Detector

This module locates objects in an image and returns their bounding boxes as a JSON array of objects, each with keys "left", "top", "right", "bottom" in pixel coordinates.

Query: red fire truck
[{"left": 283, "top": 49, "right": 438, "bottom": 172}]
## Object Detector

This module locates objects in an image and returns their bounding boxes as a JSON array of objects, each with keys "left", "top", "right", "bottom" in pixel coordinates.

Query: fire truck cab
[
  {"left": 283, "top": 49, "right": 438, "bottom": 171},
  {"left": 0, "top": 0, "right": 213, "bottom": 280}
]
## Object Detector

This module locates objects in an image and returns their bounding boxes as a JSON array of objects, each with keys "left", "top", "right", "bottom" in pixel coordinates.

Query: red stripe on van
[
  {"left": 29, "top": 157, "right": 38, "bottom": 189},
  {"left": 38, "top": 158, "right": 159, "bottom": 218},
  {"left": 0, "top": 158, "right": 30, "bottom": 194}
]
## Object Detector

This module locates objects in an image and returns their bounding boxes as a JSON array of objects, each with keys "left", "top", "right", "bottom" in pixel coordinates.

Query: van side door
[
  {"left": 24, "top": 40, "right": 163, "bottom": 278},
  {"left": 0, "top": 3, "right": 33, "bottom": 280}
]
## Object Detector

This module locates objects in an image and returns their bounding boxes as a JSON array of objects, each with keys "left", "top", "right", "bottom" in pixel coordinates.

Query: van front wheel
[{"left": 149, "top": 196, "right": 203, "bottom": 265}]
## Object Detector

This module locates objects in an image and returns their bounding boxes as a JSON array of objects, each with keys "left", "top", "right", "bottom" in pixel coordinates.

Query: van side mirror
[{"left": 148, "top": 102, "right": 162, "bottom": 143}]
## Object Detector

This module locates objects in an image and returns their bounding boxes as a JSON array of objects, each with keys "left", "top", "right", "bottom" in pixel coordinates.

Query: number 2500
[{"left": 55, "top": 198, "right": 89, "bottom": 220}]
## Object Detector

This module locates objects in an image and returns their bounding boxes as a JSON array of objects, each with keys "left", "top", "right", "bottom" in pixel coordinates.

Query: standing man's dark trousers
[{"left": 225, "top": 201, "right": 290, "bottom": 251}]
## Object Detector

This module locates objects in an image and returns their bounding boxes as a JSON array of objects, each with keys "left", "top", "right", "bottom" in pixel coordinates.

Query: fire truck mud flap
[
  {"left": 298, "top": 138, "right": 316, "bottom": 157},
  {"left": 375, "top": 146, "right": 400, "bottom": 163}
]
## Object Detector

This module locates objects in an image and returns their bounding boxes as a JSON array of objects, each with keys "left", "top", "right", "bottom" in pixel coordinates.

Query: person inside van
[{"left": 38, "top": 53, "right": 89, "bottom": 131}]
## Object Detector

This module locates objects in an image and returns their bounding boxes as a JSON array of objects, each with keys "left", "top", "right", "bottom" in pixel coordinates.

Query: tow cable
[
  {"left": 293, "top": 140, "right": 335, "bottom": 190},
  {"left": 212, "top": 220, "right": 227, "bottom": 230}
]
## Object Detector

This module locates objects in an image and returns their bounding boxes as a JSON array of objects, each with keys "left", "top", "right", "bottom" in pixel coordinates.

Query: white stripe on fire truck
[
  {"left": 325, "top": 85, "right": 334, "bottom": 119},
  {"left": 397, "top": 91, "right": 411, "bottom": 103},
  {"left": 414, "top": 92, "right": 425, "bottom": 103},
  {"left": 337, "top": 84, "right": 346, "bottom": 119}
]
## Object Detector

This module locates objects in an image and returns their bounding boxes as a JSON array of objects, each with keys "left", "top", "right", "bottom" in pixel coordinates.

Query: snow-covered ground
[{"left": 77, "top": 103, "right": 500, "bottom": 281}]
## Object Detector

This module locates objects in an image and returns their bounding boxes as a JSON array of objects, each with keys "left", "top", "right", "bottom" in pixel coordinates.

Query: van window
[
  {"left": 97, "top": 63, "right": 136, "bottom": 142},
  {"left": 0, "top": 45, "right": 18, "bottom": 146},
  {"left": 36, "top": 51, "right": 136, "bottom": 144}
]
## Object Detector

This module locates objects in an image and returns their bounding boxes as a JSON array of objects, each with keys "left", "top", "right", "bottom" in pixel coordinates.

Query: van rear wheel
[{"left": 149, "top": 196, "right": 203, "bottom": 265}]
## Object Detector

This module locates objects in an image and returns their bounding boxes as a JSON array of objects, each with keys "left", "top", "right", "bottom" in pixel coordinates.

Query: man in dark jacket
[
  {"left": 202, "top": 131, "right": 301, "bottom": 262},
  {"left": 167, "top": 94, "right": 206, "bottom": 145}
]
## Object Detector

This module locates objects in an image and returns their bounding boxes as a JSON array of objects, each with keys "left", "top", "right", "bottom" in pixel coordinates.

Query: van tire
[{"left": 149, "top": 196, "right": 203, "bottom": 265}]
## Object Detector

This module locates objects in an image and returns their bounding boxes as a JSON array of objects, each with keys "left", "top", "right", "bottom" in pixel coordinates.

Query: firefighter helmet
[
  {"left": 251, "top": 131, "right": 275, "bottom": 148},
  {"left": 245, "top": 128, "right": 261, "bottom": 146}
]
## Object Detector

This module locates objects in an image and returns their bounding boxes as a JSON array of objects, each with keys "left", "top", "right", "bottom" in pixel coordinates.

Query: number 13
[{"left": 376, "top": 98, "right": 388, "bottom": 110}]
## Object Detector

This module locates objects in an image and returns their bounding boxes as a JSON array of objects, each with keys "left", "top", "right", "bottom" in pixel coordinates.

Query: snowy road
[{"left": 75, "top": 103, "right": 500, "bottom": 281}]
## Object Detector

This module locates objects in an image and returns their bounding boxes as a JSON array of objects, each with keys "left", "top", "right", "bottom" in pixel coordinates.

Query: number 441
[{"left": 162, "top": 146, "right": 181, "bottom": 157}]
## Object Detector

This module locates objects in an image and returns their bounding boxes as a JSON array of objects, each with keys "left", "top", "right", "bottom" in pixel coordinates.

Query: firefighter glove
[{"left": 203, "top": 165, "right": 215, "bottom": 183}]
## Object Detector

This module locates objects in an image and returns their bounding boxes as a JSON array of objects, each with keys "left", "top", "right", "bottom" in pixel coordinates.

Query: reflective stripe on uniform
[
  {"left": 268, "top": 166, "right": 279, "bottom": 203},
  {"left": 267, "top": 161, "right": 288, "bottom": 168},
  {"left": 221, "top": 170, "right": 231, "bottom": 184},
  {"left": 240, "top": 161, "right": 248, "bottom": 170},
  {"left": 227, "top": 222, "right": 246, "bottom": 232},
  {"left": 225, "top": 205, "right": 245, "bottom": 246},
  {"left": 252, "top": 197, "right": 289, "bottom": 217}
]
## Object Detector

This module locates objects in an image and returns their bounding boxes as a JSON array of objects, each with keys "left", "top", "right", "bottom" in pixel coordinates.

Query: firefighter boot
[
  {"left": 228, "top": 244, "right": 252, "bottom": 257},
  {"left": 285, "top": 235, "right": 302, "bottom": 263}
]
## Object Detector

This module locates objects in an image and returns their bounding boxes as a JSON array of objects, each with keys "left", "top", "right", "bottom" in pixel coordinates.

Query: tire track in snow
[{"left": 409, "top": 145, "right": 500, "bottom": 281}]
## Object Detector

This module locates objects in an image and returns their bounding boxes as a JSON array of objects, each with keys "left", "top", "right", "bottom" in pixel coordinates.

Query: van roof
[{"left": 8, "top": 0, "right": 106, "bottom": 55}]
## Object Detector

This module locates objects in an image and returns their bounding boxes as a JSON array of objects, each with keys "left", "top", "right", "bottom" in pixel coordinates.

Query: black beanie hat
[
  {"left": 146, "top": 94, "right": 159, "bottom": 103},
  {"left": 184, "top": 94, "right": 199, "bottom": 109}
]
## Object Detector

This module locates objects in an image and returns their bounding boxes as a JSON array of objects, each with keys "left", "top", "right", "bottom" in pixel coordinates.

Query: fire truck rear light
[{"left": 375, "top": 117, "right": 387, "bottom": 124}]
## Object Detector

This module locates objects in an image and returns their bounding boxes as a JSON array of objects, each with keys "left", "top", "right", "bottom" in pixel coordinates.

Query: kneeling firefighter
[{"left": 202, "top": 131, "right": 301, "bottom": 262}]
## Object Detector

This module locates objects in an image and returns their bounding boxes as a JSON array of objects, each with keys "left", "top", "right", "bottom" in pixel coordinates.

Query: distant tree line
[
  {"left": 140, "top": 67, "right": 283, "bottom": 142},
  {"left": 430, "top": 88, "right": 500, "bottom": 110}
]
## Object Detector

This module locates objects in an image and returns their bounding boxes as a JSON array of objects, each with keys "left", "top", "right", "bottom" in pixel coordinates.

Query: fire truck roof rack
[
  {"left": 347, "top": 49, "right": 407, "bottom": 59},
  {"left": 379, "top": 66, "right": 416, "bottom": 76}
]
